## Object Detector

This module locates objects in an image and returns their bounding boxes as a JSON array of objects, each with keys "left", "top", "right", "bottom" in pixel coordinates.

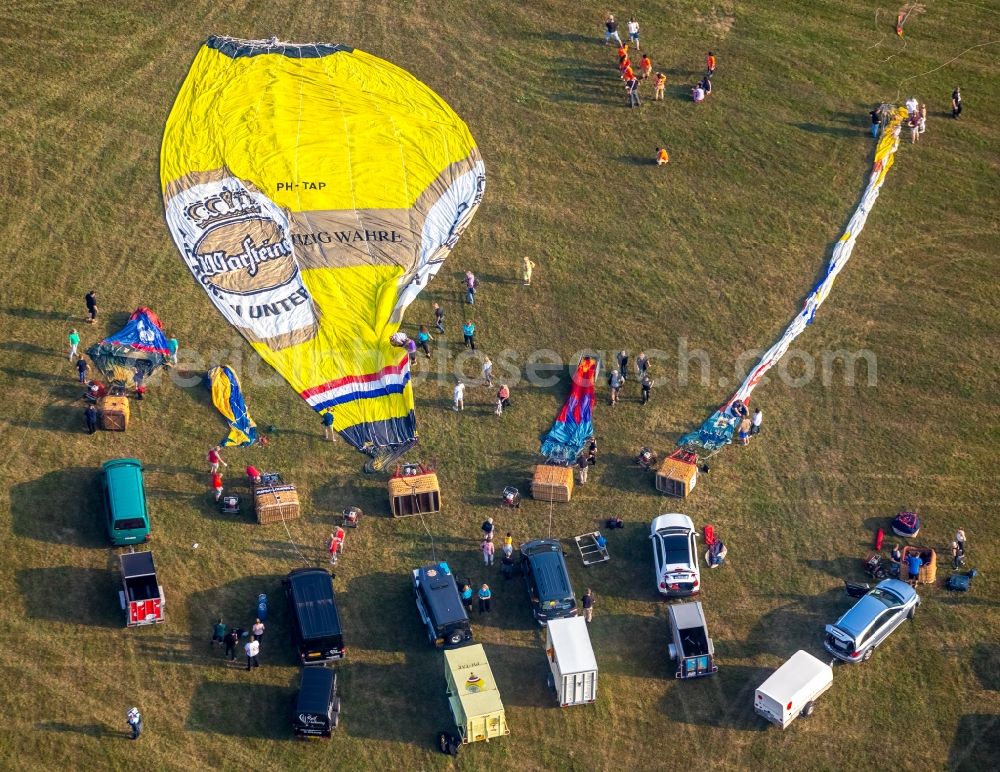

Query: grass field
[{"left": 1, "top": 1, "right": 999, "bottom": 769}]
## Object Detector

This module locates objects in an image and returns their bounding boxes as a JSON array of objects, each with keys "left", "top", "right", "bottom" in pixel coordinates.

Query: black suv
[
  {"left": 292, "top": 667, "right": 341, "bottom": 738},
  {"left": 520, "top": 539, "right": 578, "bottom": 624},
  {"left": 412, "top": 562, "right": 472, "bottom": 648},
  {"left": 284, "top": 568, "right": 345, "bottom": 664}
]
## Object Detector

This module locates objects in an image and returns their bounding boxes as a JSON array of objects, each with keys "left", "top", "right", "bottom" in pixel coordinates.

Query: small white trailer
[
  {"left": 544, "top": 616, "right": 598, "bottom": 706},
  {"left": 754, "top": 650, "right": 833, "bottom": 729}
]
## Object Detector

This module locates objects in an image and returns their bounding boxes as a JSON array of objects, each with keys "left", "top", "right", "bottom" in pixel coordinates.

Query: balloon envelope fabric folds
[{"left": 161, "top": 37, "right": 485, "bottom": 453}]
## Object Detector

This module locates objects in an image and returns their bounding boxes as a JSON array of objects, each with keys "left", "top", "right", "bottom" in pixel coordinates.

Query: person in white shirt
[
  {"left": 251, "top": 618, "right": 265, "bottom": 642},
  {"left": 481, "top": 356, "right": 494, "bottom": 387},
  {"left": 453, "top": 380, "right": 465, "bottom": 411},
  {"left": 751, "top": 408, "right": 763, "bottom": 436},
  {"left": 627, "top": 17, "right": 640, "bottom": 50},
  {"left": 245, "top": 635, "right": 260, "bottom": 671},
  {"left": 692, "top": 85, "right": 706, "bottom": 103}
]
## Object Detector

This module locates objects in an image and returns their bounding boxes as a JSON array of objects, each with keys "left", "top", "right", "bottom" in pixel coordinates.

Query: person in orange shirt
[
  {"left": 655, "top": 147, "right": 669, "bottom": 166},
  {"left": 654, "top": 72, "right": 666, "bottom": 100},
  {"left": 706, "top": 51, "right": 717, "bottom": 76},
  {"left": 639, "top": 54, "right": 652, "bottom": 79},
  {"left": 619, "top": 55, "right": 630, "bottom": 74},
  {"left": 622, "top": 64, "right": 635, "bottom": 82},
  {"left": 617, "top": 44, "right": 628, "bottom": 60}
]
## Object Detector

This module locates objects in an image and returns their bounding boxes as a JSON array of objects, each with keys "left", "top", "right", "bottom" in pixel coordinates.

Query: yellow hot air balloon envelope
[{"left": 161, "top": 37, "right": 485, "bottom": 460}]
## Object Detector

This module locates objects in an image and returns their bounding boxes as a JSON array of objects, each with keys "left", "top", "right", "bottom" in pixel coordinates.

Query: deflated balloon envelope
[{"left": 161, "top": 36, "right": 485, "bottom": 454}]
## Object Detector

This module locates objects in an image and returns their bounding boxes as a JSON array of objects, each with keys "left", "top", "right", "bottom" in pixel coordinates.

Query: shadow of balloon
[
  {"left": 186, "top": 680, "right": 293, "bottom": 739},
  {"left": 10, "top": 467, "right": 106, "bottom": 547},
  {"left": 16, "top": 567, "right": 122, "bottom": 627},
  {"left": 948, "top": 714, "right": 1000, "bottom": 771}
]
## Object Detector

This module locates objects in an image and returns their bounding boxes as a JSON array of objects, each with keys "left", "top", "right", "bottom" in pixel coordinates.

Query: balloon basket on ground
[
  {"left": 253, "top": 478, "right": 300, "bottom": 524},
  {"left": 98, "top": 396, "right": 130, "bottom": 431},
  {"left": 900, "top": 546, "right": 937, "bottom": 584},
  {"left": 388, "top": 463, "right": 441, "bottom": 517},
  {"left": 531, "top": 465, "right": 574, "bottom": 503},
  {"left": 655, "top": 449, "right": 699, "bottom": 497}
]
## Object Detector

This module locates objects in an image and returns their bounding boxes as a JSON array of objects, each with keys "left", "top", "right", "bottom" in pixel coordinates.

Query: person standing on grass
[
  {"left": 918, "top": 103, "right": 927, "bottom": 137},
  {"left": 635, "top": 352, "right": 649, "bottom": 377},
  {"left": 656, "top": 147, "right": 669, "bottom": 166},
  {"left": 625, "top": 76, "right": 640, "bottom": 108},
  {"left": 405, "top": 336, "right": 418, "bottom": 364},
  {"left": 496, "top": 384, "right": 510, "bottom": 416},
  {"left": 481, "top": 356, "right": 494, "bottom": 387},
  {"left": 322, "top": 410, "right": 337, "bottom": 442},
  {"left": 523, "top": 256, "right": 536, "bottom": 286},
  {"left": 582, "top": 588, "right": 595, "bottom": 622},
  {"left": 465, "top": 271, "right": 477, "bottom": 304},
  {"left": 481, "top": 538, "right": 495, "bottom": 567},
  {"left": 245, "top": 634, "right": 260, "bottom": 670},
  {"left": 654, "top": 72, "right": 666, "bottom": 100},
  {"left": 692, "top": 83, "right": 706, "bottom": 103},
  {"left": 126, "top": 707, "right": 143, "bottom": 740},
  {"left": 870, "top": 107, "right": 881, "bottom": 139},
  {"left": 433, "top": 302, "right": 445, "bottom": 334},
  {"left": 76, "top": 357, "right": 89, "bottom": 383},
  {"left": 751, "top": 407, "right": 763, "bottom": 436},
  {"left": 478, "top": 583, "right": 492, "bottom": 613},
  {"left": 208, "top": 446, "right": 227, "bottom": 473},
  {"left": 84, "top": 403, "right": 99, "bottom": 434},
  {"left": 252, "top": 618, "right": 265, "bottom": 643},
  {"left": 453, "top": 380, "right": 465, "bottom": 411},
  {"left": 68, "top": 329, "right": 80, "bottom": 360},
  {"left": 608, "top": 369, "right": 623, "bottom": 405},
  {"left": 501, "top": 550, "right": 515, "bottom": 579},
  {"left": 417, "top": 325, "right": 434, "bottom": 358},
  {"left": 639, "top": 54, "right": 652, "bottom": 80},
  {"left": 211, "top": 471, "right": 224, "bottom": 502},
  {"left": 481, "top": 517, "right": 495, "bottom": 541},
  {"left": 706, "top": 51, "right": 716, "bottom": 77},
  {"left": 617, "top": 351, "right": 629, "bottom": 380},
  {"left": 905, "top": 552, "right": 922, "bottom": 587},
  {"left": 627, "top": 16, "right": 640, "bottom": 50},
  {"left": 738, "top": 416, "right": 752, "bottom": 445},
  {"left": 640, "top": 372, "right": 653, "bottom": 404},
  {"left": 224, "top": 627, "right": 240, "bottom": 661},
  {"left": 211, "top": 617, "right": 227, "bottom": 648},
  {"left": 951, "top": 541, "right": 962, "bottom": 569},
  {"left": 461, "top": 583, "right": 474, "bottom": 614},
  {"left": 85, "top": 290, "right": 98, "bottom": 324},
  {"left": 951, "top": 86, "right": 962, "bottom": 119},
  {"left": 463, "top": 320, "right": 476, "bottom": 350},
  {"left": 587, "top": 438, "right": 597, "bottom": 467},
  {"left": 167, "top": 335, "right": 179, "bottom": 365},
  {"left": 577, "top": 452, "right": 589, "bottom": 484},
  {"left": 955, "top": 528, "right": 966, "bottom": 555},
  {"left": 604, "top": 14, "right": 622, "bottom": 46}
]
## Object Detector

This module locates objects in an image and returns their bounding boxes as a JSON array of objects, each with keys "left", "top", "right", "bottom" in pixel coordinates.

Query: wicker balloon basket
[{"left": 900, "top": 546, "right": 937, "bottom": 584}]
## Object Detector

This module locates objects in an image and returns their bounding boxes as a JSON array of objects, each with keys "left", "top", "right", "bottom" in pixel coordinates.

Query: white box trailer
[
  {"left": 544, "top": 617, "right": 598, "bottom": 706},
  {"left": 754, "top": 650, "right": 833, "bottom": 729}
]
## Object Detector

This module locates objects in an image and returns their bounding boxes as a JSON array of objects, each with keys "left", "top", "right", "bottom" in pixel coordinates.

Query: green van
[{"left": 101, "top": 458, "right": 151, "bottom": 546}]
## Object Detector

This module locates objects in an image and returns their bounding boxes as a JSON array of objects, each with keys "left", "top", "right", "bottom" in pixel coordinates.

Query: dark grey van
[
  {"left": 412, "top": 562, "right": 472, "bottom": 648},
  {"left": 284, "top": 568, "right": 345, "bottom": 664},
  {"left": 293, "top": 667, "right": 340, "bottom": 738},
  {"left": 520, "top": 539, "right": 578, "bottom": 624}
]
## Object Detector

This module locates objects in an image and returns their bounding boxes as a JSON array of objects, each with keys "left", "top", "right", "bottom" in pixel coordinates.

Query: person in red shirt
[
  {"left": 207, "top": 446, "right": 227, "bottom": 474},
  {"left": 706, "top": 51, "right": 716, "bottom": 76},
  {"left": 655, "top": 147, "right": 669, "bottom": 166},
  {"left": 639, "top": 54, "right": 652, "bottom": 79},
  {"left": 245, "top": 465, "right": 261, "bottom": 485},
  {"left": 211, "top": 471, "right": 224, "bottom": 501},
  {"left": 617, "top": 44, "right": 628, "bottom": 61}
]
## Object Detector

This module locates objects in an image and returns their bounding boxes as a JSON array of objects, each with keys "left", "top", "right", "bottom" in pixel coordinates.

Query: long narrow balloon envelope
[
  {"left": 87, "top": 307, "right": 171, "bottom": 387},
  {"left": 679, "top": 107, "right": 908, "bottom": 452},
  {"left": 540, "top": 357, "right": 599, "bottom": 463},
  {"left": 160, "top": 37, "right": 485, "bottom": 455},
  {"left": 208, "top": 365, "right": 259, "bottom": 447}
]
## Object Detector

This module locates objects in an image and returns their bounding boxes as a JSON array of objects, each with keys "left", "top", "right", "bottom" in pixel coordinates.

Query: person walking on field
[
  {"left": 616, "top": 351, "right": 629, "bottom": 380},
  {"left": 481, "top": 538, "right": 495, "bottom": 567},
  {"left": 951, "top": 86, "right": 962, "bottom": 119},
  {"left": 322, "top": 409, "right": 337, "bottom": 441},
  {"left": 245, "top": 635, "right": 260, "bottom": 670},
  {"left": 453, "top": 380, "right": 465, "bottom": 411},
  {"left": 68, "top": 329, "right": 80, "bottom": 360},
  {"left": 751, "top": 407, "right": 763, "bottom": 436},
  {"left": 208, "top": 446, "right": 227, "bottom": 474},
  {"left": 604, "top": 14, "right": 622, "bottom": 46},
  {"left": 577, "top": 452, "right": 589, "bottom": 484},
  {"left": 211, "top": 617, "right": 227, "bottom": 648},
  {"left": 478, "top": 583, "right": 492, "bottom": 613},
  {"left": 582, "top": 588, "right": 595, "bottom": 622},
  {"left": 76, "top": 357, "right": 89, "bottom": 383},
  {"left": 522, "top": 256, "right": 536, "bottom": 286},
  {"left": 955, "top": 528, "right": 966, "bottom": 556},
  {"left": 626, "top": 16, "right": 640, "bottom": 50},
  {"left": 84, "top": 403, "right": 99, "bottom": 434},
  {"left": 433, "top": 302, "right": 445, "bottom": 334},
  {"left": 211, "top": 471, "right": 224, "bottom": 502},
  {"left": 224, "top": 628, "right": 240, "bottom": 661},
  {"left": 252, "top": 618, "right": 265, "bottom": 643},
  {"left": 608, "top": 369, "right": 623, "bottom": 405},
  {"left": 126, "top": 707, "right": 143, "bottom": 740},
  {"left": 460, "top": 583, "right": 474, "bottom": 613},
  {"left": 85, "top": 290, "right": 98, "bottom": 324},
  {"left": 495, "top": 384, "right": 510, "bottom": 416},
  {"left": 167, "top": 336, "right": 179, "bottom": 365},
  {"left": 640, "top": 372, "right": 653, "bottom": 404},
  {"left": 654, "top": 72, "right": 666, "bottom": 100},
  {"left": 481, "top": 356, "right": 494, "bottom": 387},
  {"left": 465, "top": 271, "right": 478, "bottom": 304},
  {"left": 463, "top": 320, "right": 476, "bottom": 350},
  {"left": 706, "top": 51, "right": 717, "bottom": 77},
  {"left": 481, "top": 517, "right": 495, "bottom": 541},
  {"left": 417, "top": 325, "right": 434, "bottom": 358}
]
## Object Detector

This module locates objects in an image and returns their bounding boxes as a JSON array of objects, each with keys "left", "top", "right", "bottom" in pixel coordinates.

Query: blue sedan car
[{"left": 824, "top": 579, "right": 920, "bottom": 663}]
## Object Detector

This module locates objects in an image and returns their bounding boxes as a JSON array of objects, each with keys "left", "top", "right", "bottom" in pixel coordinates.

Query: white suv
[{"left": 650, "top": 514, "right": 700, "bottom": 597}]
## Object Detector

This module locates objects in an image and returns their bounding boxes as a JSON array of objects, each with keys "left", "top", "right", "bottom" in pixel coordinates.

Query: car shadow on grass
[
  {"left": 719, "top": 602, "right": 829, "bottom": 659},
  {"left": 948, "top": 714, "right": 1000, "bottom": 771},
  {"left": 587, "top": 612, "right": 667, "bottom": 679},
  {"left": 661, "top": 664, "right": 771, "bottom": 732},
  {"left": 186, "top": 680, "right": 293, "bottom": 739},
  {"left": 480, "top": 642, "right": 552, "bottom": 708},
  {"left": 11, "top": 467, "right": 107, "bottom": 547},
  {"left": 971, "top": 644, "right": 1000, "bottom": 691},
  {"left": 343, "top": 571, "right": 428, "bottom": 653},
  {"left": 16, "top": 567, "right": 121, "bottom": 627}
]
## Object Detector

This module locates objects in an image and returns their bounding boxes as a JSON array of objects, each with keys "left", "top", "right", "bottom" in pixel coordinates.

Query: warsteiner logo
[
  {"left": 189, "top": 215, "right": 297, "bottom": 295},
  {"left": 184, "top": 187, "right": 261, "bottom": 228}
]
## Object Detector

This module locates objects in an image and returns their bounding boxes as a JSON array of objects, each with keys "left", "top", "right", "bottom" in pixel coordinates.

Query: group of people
[
  {"left": 887, "top": 527, "right": 967, "bottom": 586},
  {"left": 210, "top": 615, "right": 266, "bottom": 670},
  {"left": 607, "top": 350, "right": 655, "bottom": 406},
  {"left": 575, "top": 438, "right": 598, "bottom": 484},
  {"left": 728, "top": 399, "right": 763, "bottom": 446}
]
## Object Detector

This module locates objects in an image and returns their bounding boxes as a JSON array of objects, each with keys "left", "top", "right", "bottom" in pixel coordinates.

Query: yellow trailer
[{"left": 443, "top": 644, "right": 510, "bottom": 743}]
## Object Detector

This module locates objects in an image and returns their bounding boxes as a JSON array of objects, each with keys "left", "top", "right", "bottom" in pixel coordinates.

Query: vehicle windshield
[
  {"left": 660, "top": 534, "right": 691, "bottom": 566},
  {"left": 115, "top": 518, "right": 146, "bottom": 531},
  {"left": 868, "top": 588, "right": 903, "bottom": 608}
]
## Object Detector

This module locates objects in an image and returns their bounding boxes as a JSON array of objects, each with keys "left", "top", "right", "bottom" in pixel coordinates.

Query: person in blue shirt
[
  {"left": 460, "top": 583, "right": 473, "bottom": 614},
  {"left": 463, "top": 321, "right": 476, "bottom": 350},
  {"left": 322, "top": 410, "right": 336, "bottom": 442},
  {"left": 905, "top": 552, "right": 922, "bottom": 587},
  {"left": 477, "top": 583, "right": 492, "bottom": 613},
  {"left": 416, "top": 325, "right": 434, "bottom": 358}
]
